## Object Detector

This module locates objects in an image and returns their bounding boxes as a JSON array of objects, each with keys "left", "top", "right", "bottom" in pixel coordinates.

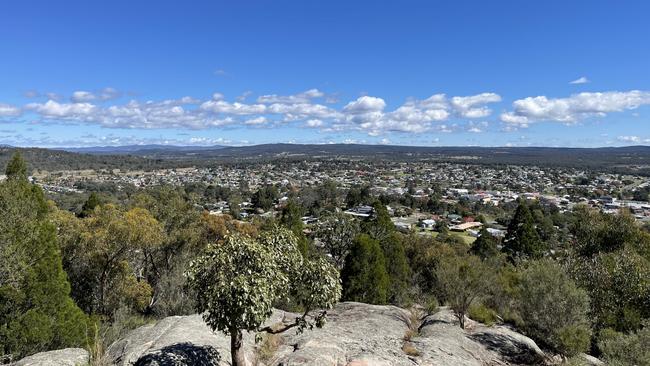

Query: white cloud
[
  {"left": 0, "top": 103, "right": 21, "bottom": 117},
  {"left": 244, "top": 116, "right": 267, "bottom": 125},
  {"left": 305, "top": 119, "right": 324, "bottom": 128},
  {"left": 343, "top": 96, "right": 386, "bottom": 113},
  {"left": 27, "top": 100, "right": 96, "bottom": 118},
  {"left": 236, "top": 90, "right": 253, "bottom": 102},
  {"left": 339, "top": 93, "right": 499, "bottom": 135},
  {"left": 71, "top": 91, "right": 96, "bottom": 103},
  {"left": 501, "top": 90, "right": 650, "bottom": 127},
  {"left": 200, "top": 100, "right": 267, "bottom": 115},
  {"left": 98, "top": 87, "right": 121, "bottom": 101},
  {"left": 11, "top": 88, "right": 503, "bottom": 134},
  {"left": 257, "top": 89, "right": 325, "bottom": 104},
  {"left": 617, "top": 135, "right": 649, "bottom": 144},
  {"left": 569, "top": 76, "right": 589, "bottom": 85},
  {"left": 71, "top": 88, "right": 120, "bottom": 102},
  {"left": 467, "top": 121, "right": 488, "bottom": 133},
  {"left": 450, "top": 93, "right": 501, "bottom": 118}
]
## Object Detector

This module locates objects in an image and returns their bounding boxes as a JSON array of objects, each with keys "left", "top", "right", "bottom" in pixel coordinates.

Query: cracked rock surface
[{"left": 18, "top": 302, "right": 581, "bottom": 365}]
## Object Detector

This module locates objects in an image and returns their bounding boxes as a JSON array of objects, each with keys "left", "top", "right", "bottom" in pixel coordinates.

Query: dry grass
[
  {"left": 256, "top": 333, "right": 283, "bottom": 365},
  {"left": 401, "top": 306, "right": 424, "bottom": 357},
  {"left": 402, "top": 343, "right": 420, "bottom": 356}
]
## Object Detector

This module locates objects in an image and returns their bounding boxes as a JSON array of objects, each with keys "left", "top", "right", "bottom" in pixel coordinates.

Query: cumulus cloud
[
  {"left": 0, "top": 103, "right": 21, "bottom": 117},
  {"left": 26, "top": 100, "right": 96, "bottom": 118},
  {"left": 9, "top": 88, "right": 502, "bottom": 134},
  {"left": 343, "top": 96, "right": 386, "bottom": 113},
  {"left": 200, "top": 100, "right": 267, "bottom": 115},
  {"left": 569, "top": 76, "right": 589, "bottom": 85},
  {"left": 501, "top": 90, "right": 650, "bottom": 127},
  {"left": 617, "top": 135, "right": 650, "bottom": 144},
  {"left": 98, "top": 87, "right": 121, "bottom": 101},
  {"left": 450, "top": 93, "right": 501, "bottom": 118},
  {"left": 339, "top": 93, "right": 498, "bottom": 135},
  {"left": 71, "top": 91, "right": 96, "bottom": 103},
  {"left": 257, "top": 89, "right": 324, "bottom": 104},
  {"left": 244, "top": 116, "right": 267, "bottom": 125},
  {"left": 467, "top": 121, "right": 488, "bottom": 133},
  {"left": 71, "top": 88, "right": 121, "bottom": 102},
  {"left": 305, "top": 119, "right": 324, "bottom": 128}
]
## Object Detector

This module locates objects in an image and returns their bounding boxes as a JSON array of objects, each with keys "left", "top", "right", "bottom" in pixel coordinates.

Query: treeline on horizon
[
  {"left": 1, "top": 152, "right": 649, "bottom": 365},
  {"left": 4, "top": 145, "right": 650, "bottom": 175}
]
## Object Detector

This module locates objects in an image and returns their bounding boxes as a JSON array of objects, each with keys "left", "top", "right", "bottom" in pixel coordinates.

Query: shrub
[
  {"left": 436, "top": 255, "right": 495, "bottom": 329},
  {"left": 598, "top": 324, "right": 650, "bottom": 366},
  {"left": 517, "top": 259, "right": 591, "bottom": 356},
  {"left": 425, "top": 297, "right": 439, "bottom": 315},
  {"left": 468, "top": 303, "right": 498, "bottom": 326}
]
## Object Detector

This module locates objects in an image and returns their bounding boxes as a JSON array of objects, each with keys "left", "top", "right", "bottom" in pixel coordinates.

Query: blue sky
[{"left": 1, "top": 0, "right": 649, "bottom": 147}]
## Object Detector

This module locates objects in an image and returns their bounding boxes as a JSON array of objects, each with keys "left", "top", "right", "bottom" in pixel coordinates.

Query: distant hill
[
  {"left": 3, "top": 144, "right": 650, "bottom": 174},
  {"left": 0, "top": 146, "right": 183, "bottom": 172},
  {"left": 68, "top": 143, "right": 650, "bottom": 172},
  {"left": 61, "top": 144, "right": 226, "bottom": 155}
]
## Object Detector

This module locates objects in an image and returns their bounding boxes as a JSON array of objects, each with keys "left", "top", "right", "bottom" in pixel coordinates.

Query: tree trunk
[{"left": 230, "top": 328, "right": 248, "bottom": 366}]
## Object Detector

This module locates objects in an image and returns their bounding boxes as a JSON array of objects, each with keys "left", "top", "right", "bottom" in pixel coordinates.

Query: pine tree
[
  {"left": 363, "top": 201, "right": 395, "bottom": 242},
  {"left": 470, "top": 227, "right": 499, "bottom": 260},
  {"left": 0, "top": 178, "right": 91, "bottom": 360},
  {"left": 280, "top": 199, "right": 311, "bottom": 256},
  {"left": 381, "top": 232, "right": 411, "bottom": 304},
  {"left": 341, "top": 234, "right": 390, "bottom": 304},
  {"left": 79, "top": 192, "right": 102, "bottom": 217},
  {"left": 5, "top": 151, "right": 28, "bottom": 181},
  {"left": 503, "top": 200, "right": 544, "bottom": 262}
]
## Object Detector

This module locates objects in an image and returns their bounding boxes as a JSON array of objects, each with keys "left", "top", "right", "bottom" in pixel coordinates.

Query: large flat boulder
[
  {"left": 271, "top": 302, "right": 415, "bottom": 365},
  {"left": 105, "top": 311, "right": 288, "bottom": 365},
  {"left": 105, "top": 303, "right": 573, "bottom": 365},
  {"left": 415, "top": 308, "right": 546, "bottom": 365},
  {"left": 13, "top": 348, "right": 89, "bottom": 366}
]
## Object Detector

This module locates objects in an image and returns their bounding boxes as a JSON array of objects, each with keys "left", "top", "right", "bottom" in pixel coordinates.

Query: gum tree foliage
[
  {"left": 1, "top": 154, "right": 90, "bottom": 361},
  {"left": 569, "top": 207, "right": 650, "bottom": 333},
  {"left": 436, "top": 255, "right": 495, "bottom": 329},
  {"left": 570, "top": 206, "right": 640, "bottom": 257},
  {"left": 130, "top": 187, "right": 208, "bottom": 315},
  {"left": 570, "top": 248, "right": 650, "bottom": 333},
  {"left": 314, "top": 211, "right": 360, "bottom": 269},
  {"left": 517, "top": 259, "right": 592, "bottom": 356},
  {"left": 54, "top": 204, "right": 165, "bottom": 316},
  {"left": 187, "top": 226, "right": 341, "bottom": 366}
]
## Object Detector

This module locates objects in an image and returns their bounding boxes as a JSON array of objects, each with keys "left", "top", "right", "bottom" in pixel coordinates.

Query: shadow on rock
[
  {"left": 134, "top": 343, "right": 221, "bottom": 366},
  {"left": 468, "top": 332, "right": 544, "bottom": 365}
]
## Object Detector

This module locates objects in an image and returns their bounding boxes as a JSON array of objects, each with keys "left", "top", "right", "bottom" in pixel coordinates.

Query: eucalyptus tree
[{"left": 187, "top": 226, "right": 341, "bottom": 366}]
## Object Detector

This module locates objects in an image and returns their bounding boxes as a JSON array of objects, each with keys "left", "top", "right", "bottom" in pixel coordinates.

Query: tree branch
[{"left": 259, "top": 309, "right": 311, "bottom": 334}]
